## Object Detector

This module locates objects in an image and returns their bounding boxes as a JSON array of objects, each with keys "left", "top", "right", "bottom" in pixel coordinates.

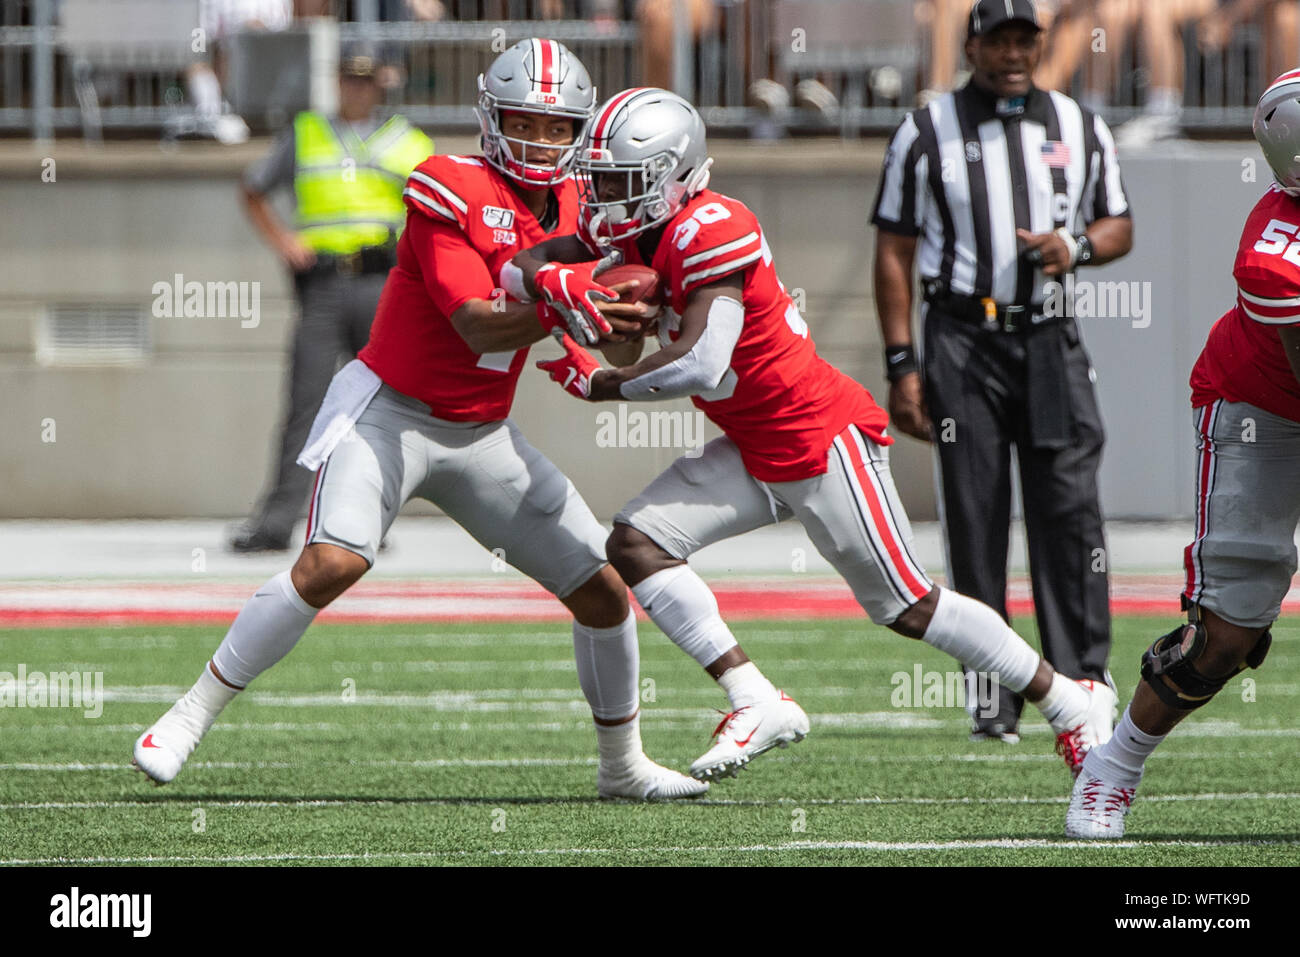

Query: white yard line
[{"left": 3, "top": 836, "right": 1298, "bottom": 865}]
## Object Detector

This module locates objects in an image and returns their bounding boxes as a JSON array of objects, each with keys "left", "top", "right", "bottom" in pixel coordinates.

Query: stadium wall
[{"left": 0, "top": 138, "right": 1264, "bottom": 521}]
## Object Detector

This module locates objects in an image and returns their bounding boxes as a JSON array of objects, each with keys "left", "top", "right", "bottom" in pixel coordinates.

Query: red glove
[
  {"left": 535, "top": 299, "right": 569, "bottom": 338},
  {"left": 535, "top": 333, "right": 602, "bottom": 400},
  {"left": 535, "top": 258, "right": 618, "bottom": 346}
]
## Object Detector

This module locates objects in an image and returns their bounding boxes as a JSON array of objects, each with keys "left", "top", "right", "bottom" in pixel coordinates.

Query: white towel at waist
[{"left": 296, "top": 358, "right": 383, "bottom": 472}]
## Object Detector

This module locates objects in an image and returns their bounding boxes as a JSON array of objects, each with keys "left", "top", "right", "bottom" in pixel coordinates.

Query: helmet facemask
[
  {"left": 578, "top": 139, "right": 712, "bottom": 244},
  {"left": 476, "top": 81, "right": 590, "bottom": 187}
]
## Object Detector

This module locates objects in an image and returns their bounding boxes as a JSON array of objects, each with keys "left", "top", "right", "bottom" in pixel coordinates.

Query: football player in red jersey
[
  {"left": 1067, "top": 72, "right": 1300, "bottom": 838},
  {"left": 514, "top": 88, "right": 1114, "bottom": 782},
  {"left": 132, "top": 43, "right": 706, "bottom": 801}
]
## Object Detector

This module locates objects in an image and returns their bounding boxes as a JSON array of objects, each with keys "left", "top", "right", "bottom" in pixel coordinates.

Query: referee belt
[
  {"left": 304, "top": 244, "right": 396, "bottom": 278},
  {"left": 923, "top": 286, "right": 1052, "bottom": 334}
]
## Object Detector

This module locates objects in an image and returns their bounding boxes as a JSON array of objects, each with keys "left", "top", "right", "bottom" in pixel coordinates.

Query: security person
[
  {"left": 230, "top": 50, "right": 434, "bottom": 552},
  {"left": 871, "top": 0, "right": 1133, "bottom": 743}
]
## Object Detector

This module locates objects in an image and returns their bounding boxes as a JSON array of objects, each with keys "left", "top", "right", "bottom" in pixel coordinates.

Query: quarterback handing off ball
[{"left": 599, "top": 263, "right": 665, "bottom": 327}]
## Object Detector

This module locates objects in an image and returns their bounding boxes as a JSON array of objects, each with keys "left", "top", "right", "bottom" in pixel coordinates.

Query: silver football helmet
[
  {"left": 576, "top": 88, "right": 714, "bottom": 244},
  {"left": 476, "top": 38, "right": 597, "bottom": 187},
  {"left": 1254, "top": 69, "right": 1300, "bottom": 195}
]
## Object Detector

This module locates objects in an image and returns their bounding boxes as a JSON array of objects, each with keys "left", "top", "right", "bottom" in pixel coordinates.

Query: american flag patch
[{"left": 1040, "top": 141, "right": 1071, "bottom": 167}]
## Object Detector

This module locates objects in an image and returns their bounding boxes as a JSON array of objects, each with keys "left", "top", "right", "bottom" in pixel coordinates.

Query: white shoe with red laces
[
  {"left": 1054, "top": 679, "right": 1117, "bottom": 778},
  {"left": 689, "top": 691, "right": 809, "bottom": 780},
  {"left": 1066, "top": 760, "right": 1137, "bottom": 839}
]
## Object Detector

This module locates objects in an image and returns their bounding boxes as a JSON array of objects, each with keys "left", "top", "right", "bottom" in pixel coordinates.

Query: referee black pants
[
  {"left": 250, "top": 269, "right": 388, "bottom": 541},
  {"left": 921, "top": 307, "right": 1112, "bottom": 727}
]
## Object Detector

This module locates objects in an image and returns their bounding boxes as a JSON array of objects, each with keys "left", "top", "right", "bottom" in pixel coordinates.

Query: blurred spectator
[
  {"left": 384, "top": 0, "right": 447, "bottom": 16},
  {"left": 189, "top": 0, "right": 295, "bottom": 143},
  {"left": 1199, "top": 0, "right": 1300, "bottom": 87},
  {"left": 1034, "top": 0, "right": 1136, "bottom": 112},
  {"left": 917, "top": 0, "right": 971, "bottom": 103},
  {"left": 476, "top": 0, "right": 563, "bottom": 16},
  {"left": 399, "top": 0, "right": 448, "bottom": 17},
  {"left": 1116, "top": 0, "right": 1214, "bottom": 146},
  {"left": 638, "top": 0, "right": 717, "bottom": 90},
  {"left": 743, "top": 0, "right": 842, "bottom": 127},
  {"left": 1061, "top": 0, "right": 1240, "bottom": 147}
]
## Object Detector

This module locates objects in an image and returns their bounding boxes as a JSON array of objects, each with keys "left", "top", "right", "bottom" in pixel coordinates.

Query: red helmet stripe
[
  {"left": 538, "top": 39, "right": 557, "bottom": 93},
  {"left": 1266, "top": 68, "right": 1300, "bottom": 92},
  {"left": 592, "top": 87, "right": 651, "bottom": 147}
]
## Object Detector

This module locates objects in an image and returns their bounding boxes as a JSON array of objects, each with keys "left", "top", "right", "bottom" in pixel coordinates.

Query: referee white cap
[{"left": 967, "top": 0, "right": 1041, "bottom": 38}]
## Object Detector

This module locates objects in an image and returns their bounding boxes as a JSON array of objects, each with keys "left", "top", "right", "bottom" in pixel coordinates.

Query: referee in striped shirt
[{"left": 871, "top": 0, "right": 1133, "bottom": 742}]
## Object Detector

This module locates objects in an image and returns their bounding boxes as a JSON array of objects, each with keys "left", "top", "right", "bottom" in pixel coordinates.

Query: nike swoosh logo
[
  {"left": 735, "top": 723, "right": 762, "bottom": 748},
  {"left": 559, "top": 269, "right": 574, "bottom": 305},
  {"left": 141, "top": 734, "right": 160, "bottom": 749}
]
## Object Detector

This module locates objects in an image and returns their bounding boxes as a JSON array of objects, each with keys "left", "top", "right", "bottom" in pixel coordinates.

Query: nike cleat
[
  {"left": 131, "top": 694, "right": 219, "bottom": 785},
  {"left": 598, "top": 755, "right": 710, "bottom": 801},
  {"left": 690, "top": 691, "right": 809, "bottom": 781},
  {"left": 1054, "top": 679, "right": 1118, "bottom": 778},
  {"left": 1065, "top": 756, "right": 1137, "bottom": 839}
]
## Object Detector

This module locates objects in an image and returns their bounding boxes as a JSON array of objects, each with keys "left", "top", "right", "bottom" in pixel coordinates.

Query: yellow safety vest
[{"left": 293, "top": 111, "right": 434, "bottom": 254}]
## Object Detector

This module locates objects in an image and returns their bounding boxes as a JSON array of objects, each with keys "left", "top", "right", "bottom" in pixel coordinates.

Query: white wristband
[
  {"left": 499, "top": 261, "right": 534, "bottom": 303},
  {"left": 1054, "top": 227, "right": 1079, "bottom": 270}
]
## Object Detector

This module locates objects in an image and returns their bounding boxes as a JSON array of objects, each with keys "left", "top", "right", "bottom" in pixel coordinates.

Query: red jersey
[
  {"left": 359, "top": 155, "right": 580, "bottom": 421},
  {"left": 1190, "top": 184, "right": 1300, "bottom": 422},
  {"left": 582, "top": 190, "right": 888, "bottom": 482}
]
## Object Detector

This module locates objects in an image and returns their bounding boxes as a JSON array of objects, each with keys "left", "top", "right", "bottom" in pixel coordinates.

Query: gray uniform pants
[{"left": 251, "top": 269, "right": 388, "bottom": 539}]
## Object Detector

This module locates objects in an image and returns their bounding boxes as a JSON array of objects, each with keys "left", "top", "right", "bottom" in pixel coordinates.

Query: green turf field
[{"left": 1, "top": 616, "right": 1297, "bottom": 866}]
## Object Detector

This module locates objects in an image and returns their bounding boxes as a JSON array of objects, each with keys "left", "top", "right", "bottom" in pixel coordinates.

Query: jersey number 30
[{"left": 673, "top": 202, "right": 733, "bottom": 250}]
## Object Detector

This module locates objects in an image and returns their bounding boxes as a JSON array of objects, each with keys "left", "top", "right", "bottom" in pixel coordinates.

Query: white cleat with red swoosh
[
  {"left": 132, "top": 697, "right": 216, "bottom": 785},
  {"left": 689, "top": 691, "right": 809, "bottom": 781}
]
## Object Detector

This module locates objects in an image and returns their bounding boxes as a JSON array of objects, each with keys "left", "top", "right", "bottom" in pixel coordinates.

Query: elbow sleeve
[{"left": 619, "top": 296, "right": 743, "bottom": 401}]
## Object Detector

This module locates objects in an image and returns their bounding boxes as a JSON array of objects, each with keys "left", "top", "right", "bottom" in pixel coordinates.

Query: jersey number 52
[{"left": 1254, "top": 218, "right": 1300, "bottom": 266}]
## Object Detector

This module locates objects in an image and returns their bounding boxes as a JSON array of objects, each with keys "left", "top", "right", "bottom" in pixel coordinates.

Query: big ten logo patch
[
  {"left": 482, "top": 206, "right": 515, "bottom": 229},
  {"left": 483, "top": 205, "right": 517, "bottom": 245}
]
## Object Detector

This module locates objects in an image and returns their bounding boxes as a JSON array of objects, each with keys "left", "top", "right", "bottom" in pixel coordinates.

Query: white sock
[
  {"left": 920, "top": 588, "right": 1039, "bottom": 693},
  {"left": 163, "top": 663, "right": 240, "bottom": 741},
  {"left": 630, "top": 565, "right": 738, "bottom": 668},
  {"left": 187, "top": 66, "right": 222, "bottom": 118},
  {"left": 573, "top": 609, "right": 640, "bottom": 722},
  {"left": 595, "top": 712, "right": 644, "bottom": 773},
  {"left": 210, "top": 570, "right": 318, "bottom": 688},
  {"left": 1082, "top": 704, "right": 1165, "bottom": 788},
  {"left": 1035, "top": 671, "right": 1091, "bottom": 733},
  {"left": 1146, "top": 87, "right": 1181, "bottom": 117},
  {"left": 717, "top": 661, "right": 778, "bottom": 710}
]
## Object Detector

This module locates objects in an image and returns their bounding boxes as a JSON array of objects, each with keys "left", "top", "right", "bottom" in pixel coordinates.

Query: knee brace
[{"left": 1140, "top": 603, "right": 1272, "bottom": 711}]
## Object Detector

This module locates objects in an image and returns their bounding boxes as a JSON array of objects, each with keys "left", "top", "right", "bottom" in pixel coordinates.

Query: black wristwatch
[{"left": 1074, "top": 233, "right": 1094, "bottom": 267}]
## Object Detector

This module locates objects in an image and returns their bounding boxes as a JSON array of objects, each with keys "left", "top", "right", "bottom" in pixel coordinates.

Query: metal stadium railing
[{"left": 0, "top": 0, "right": 1287, "bottom": 140}]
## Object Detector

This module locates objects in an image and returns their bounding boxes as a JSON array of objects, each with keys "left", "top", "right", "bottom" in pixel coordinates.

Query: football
[{"left": 598, "top": 264, "right": 665, "bottom": 322}]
